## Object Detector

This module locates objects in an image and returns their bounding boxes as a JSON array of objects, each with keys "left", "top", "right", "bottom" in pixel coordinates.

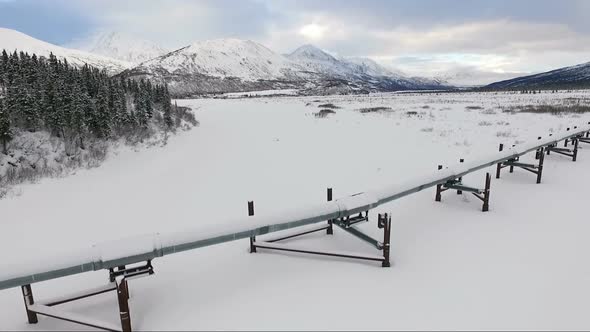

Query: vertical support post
[
  {"left": 537, "top": 147, "right": 545, "bottom": 184},
  {"left": 482, "top": 172, "right": 491, "bottom": 212},
  {"left": 435, "top": 165, "right": 443, "bottom": 202},
  {"left": 117, "top": 266, "right": 129, "bottom": 300},
  {"left": 116, "top": 278, "right": 132, "bottom": 332},
  {"left": 21, "top": 284, "right": 38, "bottom": 324},
  {"left": 327, "top": 188, "right": 334, "bottom": 235},
  {"left": 573, "top": 138, "right": 579, "bottom": 162},
  {"left": 536, "top": 137, "right": 542, "bottom": 160},
  {"left": 379, "top": 213, "right": 391, "bottom": 268},
  {"left": 457, "top": 159, "right": 464, "bottom": 195},
  {"left": 509, "top": 158, "right": 515, "bottom": 173},
  {"left": 248, "top": 201, "right": 256, "bottom": 253},
  {"left": 496, "top": 144, "right": 503, "bottom": 179},
  {"left": 565, "top": 138, "right": 569, "bottom": 147}
]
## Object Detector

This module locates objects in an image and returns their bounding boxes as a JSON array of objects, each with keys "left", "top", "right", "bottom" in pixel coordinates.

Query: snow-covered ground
[{"left": 2, "top": 91, "right": 590, "bottom": 330}]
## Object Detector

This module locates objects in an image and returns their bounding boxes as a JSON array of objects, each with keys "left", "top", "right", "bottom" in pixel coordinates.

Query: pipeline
[{"left": 1, "top": 125, "right": 589, "bottom": 291}]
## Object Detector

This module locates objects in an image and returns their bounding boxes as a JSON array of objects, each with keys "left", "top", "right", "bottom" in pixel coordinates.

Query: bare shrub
[
  {"left": 478, "top": 121, "right": 493, "bottom": 126},
  {"left": 314, "top": 109, "right": 336, "bottom": 118},
  {"left": 496, "top": 130, "right": 514, "bottom": 138},
  {"left": 317, "top": 103, "right": 341, "bottom": 109},
  {"left": 358, "top": 107, "right": 393, "bottom": 113}
]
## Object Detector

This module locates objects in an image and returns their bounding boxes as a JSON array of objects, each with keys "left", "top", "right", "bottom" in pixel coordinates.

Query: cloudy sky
[{"left": 1, "top": 0, "right": 590, "bottom": 81}]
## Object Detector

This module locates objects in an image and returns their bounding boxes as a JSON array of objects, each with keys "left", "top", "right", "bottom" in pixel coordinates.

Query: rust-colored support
[
  {"left": 327, "top": 187, "right": 334, "bottom": 235},
  {"left": 435, "top": 165, "right": 443, "bottom": 202},
  {"left": 116, "top": 279, "right": 132, "bottom": 332},
  {"left": 482, "top": 172, "right": 491, "bottom": 212},
  {"left": 117, "top": 266, "right": 129, "bottom": 300},
  {"left": 457, "top": 159, "right": 464, "bottom": 195},
  {"left": 21, "top": 284, "right": 38, "bottom": 324},
  {"left": 537, "top": 147, "right": 545, "bottom": 184},
  {"left": 248, "top": 201, "right": 256, "bottom": 253},
  {"left": 496, "top": 144, "right": 504, "bottom": 179},
  {"left": 379, "top": 213, "right": 392, "bottom": 268}
]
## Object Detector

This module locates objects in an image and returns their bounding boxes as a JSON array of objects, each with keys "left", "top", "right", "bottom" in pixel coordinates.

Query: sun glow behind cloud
[{"left": 299, "top": 23, "right": 327, "bottom": 40}]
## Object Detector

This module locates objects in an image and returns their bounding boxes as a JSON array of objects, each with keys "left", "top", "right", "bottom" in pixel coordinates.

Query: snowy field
[{"left": 2, "top": 91, "right": 590, "bottom": 330}]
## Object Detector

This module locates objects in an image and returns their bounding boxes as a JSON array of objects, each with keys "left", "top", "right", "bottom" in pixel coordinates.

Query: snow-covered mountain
[
  {"left": 121, "top": 41, "right": 450, "bottom": 96},
  {"left": 145, "top": 39, "right": 302, "bottom": 81},
  {"left": 286, "top": 45, "right": 395, "bottom": 78},
  {"left": 344, "top": 56, "right": 406, "bottom": 77},
  {"left": 0, "top": 28, "right": 131, "bottom": 75},
  {"left": 68, "top": 31, "right": 168, "bottom": 64},
  {"left": 121, "top": 39, "right": 314, "bottom": 96},
  {"left": 434, "top": 69, "right": 525, "bottom": 87},
  {"left": 286, "top": 44, "right": 448, "bottom": 91},
  {"left": 486, "top": 62, "right": 590, "bottom": 89}
]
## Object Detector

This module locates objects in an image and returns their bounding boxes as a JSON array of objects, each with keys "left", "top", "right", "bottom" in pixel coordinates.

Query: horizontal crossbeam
[
  {"left": 503, "top": 161, "right": 538, "bottom": 169},
  {"left": 334, "top": 223, "right": 382, "bottom": 249},
  {"left": 548, "top": 147, "right": 574, "bottom": 153},
  {"left": 266, "top": 224, "right": 330, "bottom": 243},
  {"left": 549, "top": 149, "right": 574, "bottom": 158},
  {"left": 27, "top": 304, "right": 122, "bottom": 332},
  {"left": 40, "top": 283, "right": 117, "bottom": 307},
  {"left": 444, "top": 183, "right": 483, "bottom": 194},
  {"left": 253, "top": 241, "right": 385, "bottom": 262}
]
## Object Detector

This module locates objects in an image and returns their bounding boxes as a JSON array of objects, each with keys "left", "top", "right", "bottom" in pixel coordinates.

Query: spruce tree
[
  {"left": 0, "top": 99, "right": 12, "bottom": 154},
  {"left": 163, "top": 86, "right": 173, "bottom": 130}
]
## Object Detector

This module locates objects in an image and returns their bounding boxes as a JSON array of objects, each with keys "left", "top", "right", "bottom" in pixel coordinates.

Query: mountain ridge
[
  {"left": 486, "top": 61, "right": 590, "bottom": 89},
  {"left": 67, "top": 30, "right": 169, "bottom": 65},
  {"left": 0, "top": 28, "right": 131, "bottom": 75}
]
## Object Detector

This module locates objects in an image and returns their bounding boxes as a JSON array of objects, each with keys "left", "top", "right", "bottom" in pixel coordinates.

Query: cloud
[
  {"left": 2, "top": 0, "right": 589, "bottom": 81},
  {"left": 64, "top": 0, "right": 276, "bottom": 48}
]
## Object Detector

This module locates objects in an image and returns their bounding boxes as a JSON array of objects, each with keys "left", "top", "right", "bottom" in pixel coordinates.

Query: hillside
[
  {"left": 121, "top": 41, "right": 449, "bottom": 97},
  {"left": 0, "top": 28, "right": 131, "bottom": 75},
  {"left": 68, "top": 30, "right": 169, "bottom": 64},
  {"left": 486, "top": 61, "right": 590, "bottom": 89}
]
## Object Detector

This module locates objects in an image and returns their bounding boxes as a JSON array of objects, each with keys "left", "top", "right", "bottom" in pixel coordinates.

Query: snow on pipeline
[{"left": 2, "top": 90, "right": 590, "bottom": 330}]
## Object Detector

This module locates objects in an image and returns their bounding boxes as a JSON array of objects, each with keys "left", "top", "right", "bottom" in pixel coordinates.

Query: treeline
[{"left": 0, "top": 50, "right": 189, "bottom": 154}]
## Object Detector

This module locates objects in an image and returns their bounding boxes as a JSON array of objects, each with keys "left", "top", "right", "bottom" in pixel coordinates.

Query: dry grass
[{"left": 358, "top": 106, "right": 393, "bottom": 113}]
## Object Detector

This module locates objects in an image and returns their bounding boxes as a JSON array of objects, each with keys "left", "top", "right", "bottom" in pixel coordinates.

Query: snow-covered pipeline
[{"left": 1, "top": 126, "right": 589, "bottom": 291}]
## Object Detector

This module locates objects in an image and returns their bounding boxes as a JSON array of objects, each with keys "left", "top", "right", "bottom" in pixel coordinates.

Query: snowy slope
[
  {"left": 68, "top": 31, "right": 168, "bottom": 65},
  {"left": 122, "top": 39, "right": 315, "bottom": 96},
  {"left": 134, "top": 39, "right": 302, "bottom": 81},
  {"left": 0, "top": 28, "right": 131, "bottom": 75},
  {"left": 487, "top": 61, "right": 590, "bottom": 89},
  {"left": 344, "top": 56, "right": 405, "bottom": 77},
  {"left": 435, "top": 69, "right": 528, "bottom": 87},
  {"left": 122, "top": 41, "right": 450, "bottom": 96},
  {"left": 286, "top": 44, "right": 449, "bottom": 90}
]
